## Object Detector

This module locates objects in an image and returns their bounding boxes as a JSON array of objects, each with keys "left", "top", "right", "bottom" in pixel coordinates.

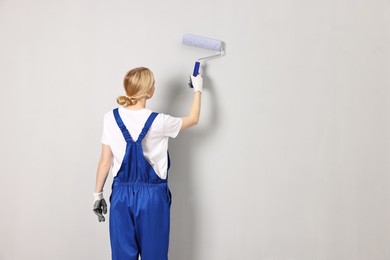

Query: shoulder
[
  {"left": 102, "top": 108, "right": 118, "bottom": 124},
  {"left": 156, "top": 112, "right": 180, "bottom": 120},
  {"left": 149, "top": 112, "right": 181, "bottom": 128},
  {"left": 154, "top": 112, "right": 181, "bottom": 125},
  {"left": 156, "top": 112, "right": 183, "bottom": 136},
  {"left": 103, "top": 109, "right": 114, "bottom": 119}
]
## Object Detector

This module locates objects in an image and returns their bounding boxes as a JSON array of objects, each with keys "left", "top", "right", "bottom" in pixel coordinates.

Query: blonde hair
[{"left": 117, "top": 67, "right": 155, "bottom": 106}]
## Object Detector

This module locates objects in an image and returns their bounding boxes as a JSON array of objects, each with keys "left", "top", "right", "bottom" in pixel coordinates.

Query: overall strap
[
  {"left": 136, "top": 112, "right": 158, "bottom": 142},
  {"left": 113, "top": 108, "right": 134, "bottom": 143}
]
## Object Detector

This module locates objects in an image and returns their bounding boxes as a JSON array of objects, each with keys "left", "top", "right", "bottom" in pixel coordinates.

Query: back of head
[{"left": 117, "top": 67, "right": 155, "bottom": 106}]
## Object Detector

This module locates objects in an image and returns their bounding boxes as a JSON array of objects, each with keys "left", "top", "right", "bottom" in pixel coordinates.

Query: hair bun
[{"left": 116, "top": 95, "right": 137, "bottom": 106}]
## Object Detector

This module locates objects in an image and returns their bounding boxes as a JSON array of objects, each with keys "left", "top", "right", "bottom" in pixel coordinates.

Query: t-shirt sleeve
[
  {"left": 162, "top": 113, "right": 182, "bottom": 138},
  {"left": 100, "top": 114, "right": 110, "bottom": 145}
]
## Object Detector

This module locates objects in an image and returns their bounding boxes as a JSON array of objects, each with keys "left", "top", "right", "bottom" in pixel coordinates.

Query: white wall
[{"left": 0, "top": 0, "right": 389, "bottom": 259}]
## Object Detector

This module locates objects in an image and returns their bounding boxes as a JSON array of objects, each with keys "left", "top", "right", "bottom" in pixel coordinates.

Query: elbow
[{"left": 192, "top": 118, "right": 199, "bottom": 126}]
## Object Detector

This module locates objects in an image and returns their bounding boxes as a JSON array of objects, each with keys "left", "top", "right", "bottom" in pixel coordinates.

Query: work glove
[
  {"left": 93, "top": 191, "right": 107, "bottom": 222},
  {"left": 189, "top": 74, "right": 203, "bottom": 93}
]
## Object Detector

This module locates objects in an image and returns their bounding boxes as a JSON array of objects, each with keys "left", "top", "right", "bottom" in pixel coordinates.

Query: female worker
[{"left": 92, "top": 67, "right": 203, "bottom": 260}]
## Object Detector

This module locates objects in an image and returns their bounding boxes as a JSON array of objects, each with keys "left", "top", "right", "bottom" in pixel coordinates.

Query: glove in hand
[
  {"left": 93, "top": 192, "right": 107, "bottom": 222},
  {"left": 189, "top": 74, "right": 203, "bottom": 93}
]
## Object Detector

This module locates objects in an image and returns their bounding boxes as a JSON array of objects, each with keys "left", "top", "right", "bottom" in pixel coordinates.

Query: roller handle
[
  {"left": 193, "top": 61, "right": 200, "bottom": 76},
  {"left": 189, "top": 61, "right": 200, "bottom": 88}
]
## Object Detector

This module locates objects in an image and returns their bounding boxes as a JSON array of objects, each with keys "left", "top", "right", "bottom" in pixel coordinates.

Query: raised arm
[{"left": 180, "top": 74, "right": 203, "bottom": 132}]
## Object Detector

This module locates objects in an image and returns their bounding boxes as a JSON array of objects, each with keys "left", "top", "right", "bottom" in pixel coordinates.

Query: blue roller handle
[{"left": 193, "top": 61, "right": 200, "bottom": 76}]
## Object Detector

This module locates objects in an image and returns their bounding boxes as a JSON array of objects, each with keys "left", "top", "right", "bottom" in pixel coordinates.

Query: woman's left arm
[{"left": 95, "top": 144, "right": 113, "bottom": 193}]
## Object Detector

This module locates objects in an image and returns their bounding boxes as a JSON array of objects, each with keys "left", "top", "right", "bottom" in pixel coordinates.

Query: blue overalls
[{"left": 109, "top": 108, "right": 172, "bottom": 260}]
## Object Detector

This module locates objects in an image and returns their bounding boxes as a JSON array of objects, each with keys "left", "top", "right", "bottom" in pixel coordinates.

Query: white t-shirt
[{"left": 101, "top": 107, "right": 182, "bottom": 179}]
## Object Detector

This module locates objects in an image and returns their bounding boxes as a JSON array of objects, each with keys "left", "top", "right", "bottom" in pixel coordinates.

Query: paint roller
[{"left": 182, "top": 33, "right": 224, "bottom": 88}]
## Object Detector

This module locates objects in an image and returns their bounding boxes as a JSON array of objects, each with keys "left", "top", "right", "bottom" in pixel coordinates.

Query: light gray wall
[{"left": 0, "top": 0, "right": 389, "bottom": 259}]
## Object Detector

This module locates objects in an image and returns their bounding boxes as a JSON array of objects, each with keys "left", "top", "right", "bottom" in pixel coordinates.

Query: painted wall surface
[{"left": 0, "top": 0, "right": 389, "bottom": 259}]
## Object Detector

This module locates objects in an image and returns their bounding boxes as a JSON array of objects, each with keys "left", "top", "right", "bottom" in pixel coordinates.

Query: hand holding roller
[
  {"left": 191, "top": 74, "right": 203, "bottom": 93},
  {"left": 182, "top": 33, "right": 224, "bottom": 88}
]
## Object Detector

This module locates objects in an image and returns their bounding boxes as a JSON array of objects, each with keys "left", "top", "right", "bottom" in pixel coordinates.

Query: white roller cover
[{"left": 183, "top": 33, "right": 222, "bottom": 51}]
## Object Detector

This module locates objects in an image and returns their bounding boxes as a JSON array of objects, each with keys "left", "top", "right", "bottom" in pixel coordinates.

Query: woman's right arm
[
  {"left": 180, "top": 74, "right": 203, "bottom": 131},
  {"left": 94, "top": 144, "right": 113, "bottom": 193}
]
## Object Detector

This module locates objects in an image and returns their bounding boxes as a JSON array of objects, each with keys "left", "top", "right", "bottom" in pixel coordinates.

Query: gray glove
[{"left": 93, "top": 191, "right": 107, "bottom": 222}]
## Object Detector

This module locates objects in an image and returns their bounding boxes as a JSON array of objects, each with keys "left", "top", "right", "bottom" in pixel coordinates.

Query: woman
[{"left": 92, "top": 67, "right": 203, "bottom": 260}]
